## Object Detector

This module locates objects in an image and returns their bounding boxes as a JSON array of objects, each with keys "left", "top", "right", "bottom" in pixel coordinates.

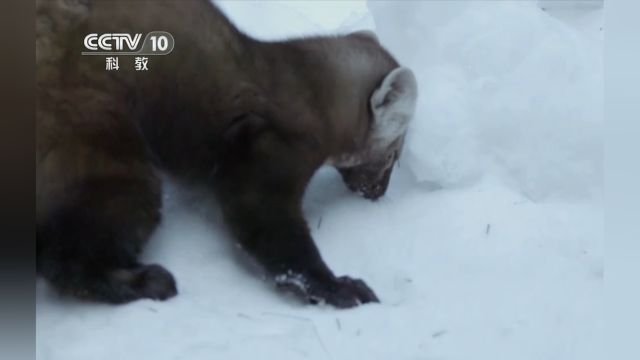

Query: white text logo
[
  {"left": 82, "top": 31, "right": 173, "bottom": 56},
  {"left": 84, "top": 33, "right": 143, "bottom": 52}
]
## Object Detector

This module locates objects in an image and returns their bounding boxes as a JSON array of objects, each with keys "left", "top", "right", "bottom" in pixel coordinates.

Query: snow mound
[
  {"left": 217, "top": 0, "right": 373, "bottom": 40},
  {"left": 369, "top": 1, "right": 603, "bottom": 201}
]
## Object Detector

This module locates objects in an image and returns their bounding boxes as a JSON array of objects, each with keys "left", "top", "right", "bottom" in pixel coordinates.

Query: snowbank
[
  {"left": 369, "top": 1, "right": 603, "bottom": 201},
  {"left": 217, "top": 0, "right": 373, "bottom": 40}
]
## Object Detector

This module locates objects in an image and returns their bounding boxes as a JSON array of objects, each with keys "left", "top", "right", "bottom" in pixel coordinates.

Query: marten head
[{"left": 332, "top": 33, "right": 418, "bottom": 200}]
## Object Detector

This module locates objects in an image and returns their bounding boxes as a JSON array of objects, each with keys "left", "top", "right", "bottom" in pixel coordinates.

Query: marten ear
[
  {"left": 351, "top": 30, "right": 379, "bottom": 44},
  {"left": 370, "top": 67, "right": 418, "bottom": 143},
  {"left": 223, "top": 112, "right": 268, "bottom": 145}
]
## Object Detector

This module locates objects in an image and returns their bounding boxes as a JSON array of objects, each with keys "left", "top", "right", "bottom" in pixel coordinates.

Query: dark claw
[{"left": 308, "top": 275, "right": 379, "bottom": 309}]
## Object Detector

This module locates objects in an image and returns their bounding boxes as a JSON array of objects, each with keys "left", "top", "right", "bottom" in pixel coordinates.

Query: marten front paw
[
  {"left": 276, "top": 271, "right": 379, "bottom": 309},
  {"left": 309, "top": 276, "right": 379, "bottom": 308}
]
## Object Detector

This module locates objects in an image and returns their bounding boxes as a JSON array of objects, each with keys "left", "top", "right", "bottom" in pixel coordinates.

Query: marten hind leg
[
  {"left": 37, "top": 86, "right": 177, "bottom": 303},
  {"left": 37, "top": 172, "right": 177, "bottom": 303}
]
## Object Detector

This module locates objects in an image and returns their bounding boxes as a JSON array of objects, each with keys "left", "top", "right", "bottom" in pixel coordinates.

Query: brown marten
[{"left": 36, "top": 0, "right": 417, "bottom": 308}]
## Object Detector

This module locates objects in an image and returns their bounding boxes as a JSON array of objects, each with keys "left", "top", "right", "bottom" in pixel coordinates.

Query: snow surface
[{"left": 36, "top": 1, "right": 603, "bottom": 359}]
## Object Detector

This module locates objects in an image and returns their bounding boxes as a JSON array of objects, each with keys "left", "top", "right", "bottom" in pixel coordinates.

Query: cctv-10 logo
[
  {"left": 82, "top": 31, "right": 174, "bottom": 55},
  {"left": 84, "top": 33, "right": 142, "bottom": 52}
]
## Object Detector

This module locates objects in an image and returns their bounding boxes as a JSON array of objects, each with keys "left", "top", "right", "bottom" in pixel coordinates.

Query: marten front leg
[{"left": 214, "top": 113, "right": 379, "bottom": 308}]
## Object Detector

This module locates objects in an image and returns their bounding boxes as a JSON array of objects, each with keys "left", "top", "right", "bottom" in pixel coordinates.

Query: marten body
[{"left": 36, "top": 0, "right": 417, "bottom": 308}]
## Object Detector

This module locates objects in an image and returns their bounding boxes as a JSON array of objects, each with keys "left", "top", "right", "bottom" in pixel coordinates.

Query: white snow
[{"left": 36, "top": 1, "right": 603, "bottom": 359}]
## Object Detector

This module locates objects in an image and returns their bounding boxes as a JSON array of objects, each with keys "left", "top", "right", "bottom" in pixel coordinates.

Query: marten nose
[
  {"left": 361, "top": 183, "right": 385, "bottom": 200},
  {"left": 339, "top": 163, "right": 393, "bottom": 201},
  {"left": 361, "top": 166, "right": 393, "bottom": 200}
]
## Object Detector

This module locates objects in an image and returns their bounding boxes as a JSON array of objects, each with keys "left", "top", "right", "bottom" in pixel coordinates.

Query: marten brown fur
[{"left": 36, "top": 0, "right": 417, "bottom": 308}]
